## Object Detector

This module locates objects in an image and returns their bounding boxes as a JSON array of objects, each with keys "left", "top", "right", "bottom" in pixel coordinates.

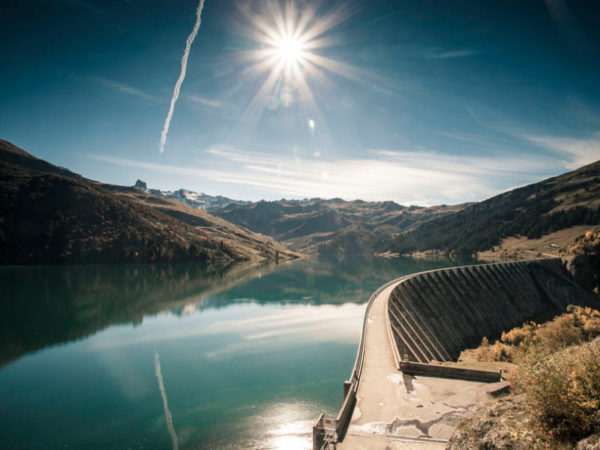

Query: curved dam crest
[
  {"left": 388, "top": 259, "right": 589, "bottom": 363},
  {"left": 315, "top": 258, "right": 593, "bottom": 449}
]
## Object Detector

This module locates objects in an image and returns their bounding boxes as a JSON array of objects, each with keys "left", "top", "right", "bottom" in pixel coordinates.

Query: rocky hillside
[
  {"left": 379, "top": 159, "right": 600, "bottom": 256},
  {"left": 0, "top": 140, "right": 299, "bottom": 265},
  {"left": 213, "top": 198, "right": 469, "bottom": 255},
  {"left": 449, "top": 307, "right": 600, "bottom": 449},
  {"left": 564, "top": 229, "right": 600, "bottom": 297}
]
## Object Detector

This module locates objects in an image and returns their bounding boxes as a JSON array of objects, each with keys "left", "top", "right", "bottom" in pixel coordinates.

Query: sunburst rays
[{"left": 237, "top": 1, "right": 358, "bottom": 129}]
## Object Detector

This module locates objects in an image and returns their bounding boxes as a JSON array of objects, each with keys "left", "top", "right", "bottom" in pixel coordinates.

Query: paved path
[{"left": 338, "top": 279, "right": 497, "bottom": 449}]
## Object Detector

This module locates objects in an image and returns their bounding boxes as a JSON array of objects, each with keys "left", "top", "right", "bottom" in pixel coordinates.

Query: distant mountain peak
[{"left": 133, "top": 182, "right": 250, "bottom": 212}]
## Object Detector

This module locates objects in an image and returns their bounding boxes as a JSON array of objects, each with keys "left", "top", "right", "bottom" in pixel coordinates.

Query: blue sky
[{"left": 1, "top": 0, "right": 599, "bottom": 205}]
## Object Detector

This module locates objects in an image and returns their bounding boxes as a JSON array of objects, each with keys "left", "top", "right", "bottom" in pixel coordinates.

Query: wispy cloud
[
  {"left": 521, "top": 132, "right": 600, "bottom": 169},
  {"left": 92, "top": 77, "right": 157, "bottom": 101},
  {"left": 90, "top": 143, "right": 560, "bottom": 205},
  {"left": 427, "top": 49, "right": 479, "bottom": 59},
  {"left": 459, "top": 104, "right": 600, "bottom": 170},
  {"left": 86, "top": 303, "right": 365, "bottom": 352},
  {"left": 160, "top": 0, "right": 206, "bottom": 154},
  {"left": 186, "top": 94, "right": 224, "bottom": 108}
]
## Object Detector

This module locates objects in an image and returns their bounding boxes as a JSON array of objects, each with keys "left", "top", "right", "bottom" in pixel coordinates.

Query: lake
[{"left": 0, "top": 256, "right": 464, "bottom": 449}]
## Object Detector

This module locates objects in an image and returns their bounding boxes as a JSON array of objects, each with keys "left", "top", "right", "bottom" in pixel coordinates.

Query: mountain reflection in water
[
  {"left": 0, "top": 256, "right": 468, "bottom": 449},
  {"left": 0, "top": 256, "right": 463, "bottom": 369}
]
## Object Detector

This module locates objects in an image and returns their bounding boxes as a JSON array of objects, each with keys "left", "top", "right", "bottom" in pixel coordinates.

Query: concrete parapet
[{"left": 398, "top": 361, "right": 501, "bottom": 382}]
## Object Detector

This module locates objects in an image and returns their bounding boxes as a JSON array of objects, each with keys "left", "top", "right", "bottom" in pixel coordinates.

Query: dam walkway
[
  {"left": 313, "top": 258, "right": 591, "bottom": 449},
  {"left": 337, "top": 278, "right": 492, "bottom": 449}
]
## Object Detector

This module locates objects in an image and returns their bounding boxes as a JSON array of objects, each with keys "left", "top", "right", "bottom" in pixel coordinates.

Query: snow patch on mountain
[{"left": 133, "top": 180, "right": 249, "bottom": 212}]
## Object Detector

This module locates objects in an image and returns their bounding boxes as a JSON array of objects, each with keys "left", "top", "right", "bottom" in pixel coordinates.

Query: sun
[
  {"left": 275, "top": 36, "right": 304, "bottom": 63},
  {"left": 238, "top": 1, "right": 358, "bottom": 123}
]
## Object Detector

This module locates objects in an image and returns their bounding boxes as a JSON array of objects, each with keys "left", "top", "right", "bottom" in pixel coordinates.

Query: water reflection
[
  {"left": 0, "top": 256, "right": 467, "bottom": 449},
  {"left": 0, "top": 256, "right": 459, "bottom": 368},
  {"left": 0, "top": 261, "right": 277, "bottom": 367}
]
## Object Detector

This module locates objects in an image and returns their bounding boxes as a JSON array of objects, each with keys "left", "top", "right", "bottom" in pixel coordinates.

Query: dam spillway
[
  {"left": 315, "top": 258, "right": 592, "bottom": 449},
  {"left": 388, "top": 259, "right": 589, "bottom": 363}
]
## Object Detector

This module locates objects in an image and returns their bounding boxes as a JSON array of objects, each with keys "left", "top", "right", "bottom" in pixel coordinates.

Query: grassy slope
[
  {"left": 0, "top": 140, "right": 299, "bottom": 264},
  {"left": 380, "top": 159, "right": 600, "bottom": 256}
]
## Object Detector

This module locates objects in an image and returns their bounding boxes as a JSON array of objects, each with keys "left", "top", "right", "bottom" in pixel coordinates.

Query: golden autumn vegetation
[{"left": 476, "top": 306, "right": 600, "bottom": 443}]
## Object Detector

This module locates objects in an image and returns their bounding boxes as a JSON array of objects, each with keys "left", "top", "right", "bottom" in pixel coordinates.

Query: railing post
[
  {"left": 343, "top": 380, "right": 351, "bottom": 398},
  {"left": 312, "top": 413, "right": 324, "bottom": 450}
]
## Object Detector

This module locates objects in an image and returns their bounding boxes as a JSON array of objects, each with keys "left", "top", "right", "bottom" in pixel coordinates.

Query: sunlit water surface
[{"left": 0, "top": 257, "right": 466, "bottom": 449}]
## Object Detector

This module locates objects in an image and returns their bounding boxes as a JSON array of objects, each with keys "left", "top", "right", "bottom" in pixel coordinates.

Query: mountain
[
  {"left": 379, "top": 159, "right": 600, "bottom": 257},
  {"left": 213, "top": 198, "right": 470, "bottom": 255},
  {"left": 0, "top": 140, "right": 300, "bottom": 265},
  {"left": 133, "top": 179, "right": 251, "bottom": 211}
]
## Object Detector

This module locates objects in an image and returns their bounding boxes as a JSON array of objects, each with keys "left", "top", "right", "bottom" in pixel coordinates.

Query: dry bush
[
  {"left": 465, "top": 306, "right": 600, "bottom": 447},
  {"left": 501, "top": 321, "right": 538, "bottom": 348},
  {"left": 516, "top": 339, "right": 600, "bottom": 441},
  {"left": 492, "top": 340, "right": 512, "bottom": 361},
  {"left": 494, "top": 306, "right": 600, "bottom": 362},
  {"left": 533, "top": 314, "right": 584, "bottom": 355},
  {"left": 584, "top": 317, "right": 600, "bottom": 335},
  {"left": 477, "top": 337, "right": 492, "bottom": 361}
]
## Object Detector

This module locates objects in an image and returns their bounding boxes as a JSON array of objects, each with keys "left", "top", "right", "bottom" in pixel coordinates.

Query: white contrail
[
  {"left": 159, "top": 0, "right": 206, "bottom": 153},
  {"left": 154, "top": 352, "right": 179, "bottom": 450}
]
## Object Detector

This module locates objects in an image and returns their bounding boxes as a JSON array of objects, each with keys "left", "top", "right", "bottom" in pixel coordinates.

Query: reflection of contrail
[
  {"left": 154, "top": 352, "right": 179, "bottom": 450},
  {"left": 159, "top": 0, "right": 206, "bottom": 153}
]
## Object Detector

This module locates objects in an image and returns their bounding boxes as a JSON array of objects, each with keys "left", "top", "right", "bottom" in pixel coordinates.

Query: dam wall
[{"left": 388, "top": 259, "right": 591, "bottom": 363}]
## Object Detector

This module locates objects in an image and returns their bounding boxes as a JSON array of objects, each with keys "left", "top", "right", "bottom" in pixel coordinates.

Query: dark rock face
[
  {"left": 564, "top": 231, "right": 600, "bottom": 297},
  {"left": 567, "top": 253, "right": 600, "bottom": 296},
  {"left": 388, "top": 259, "right": 594, "bottom": 362}
]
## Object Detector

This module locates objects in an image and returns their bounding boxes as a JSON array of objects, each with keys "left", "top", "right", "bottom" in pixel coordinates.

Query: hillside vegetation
[
  {"left": 380, "top": 160, "right": 600, "bottom": 256},
  {"left": 449, "top": 306, "right": 600, "bottom": 449},
  {"left": 0, "top": 140, "right": 299, "bottom": 264}
]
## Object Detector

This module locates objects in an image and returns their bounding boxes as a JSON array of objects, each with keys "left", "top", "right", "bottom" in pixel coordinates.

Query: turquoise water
[{"left": 0, "top": 257, "right": 463, "bottom": 449}]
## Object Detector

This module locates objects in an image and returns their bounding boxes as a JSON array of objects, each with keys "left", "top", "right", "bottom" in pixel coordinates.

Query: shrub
[
  {"left": 497, "top": 306, "right": 600, "bottom": 361},
  {"left": 516, "top": 339, "right": 600, "bottom": 441},
  {"left": 477, "top": 337, "right": 491, "bottom": 361},
  {"left": 502, "top": 321, "right": 537, "bottom": 347}
]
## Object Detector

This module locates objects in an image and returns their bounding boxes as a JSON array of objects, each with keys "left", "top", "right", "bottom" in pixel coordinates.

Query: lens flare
[{"left": 238, "top": 1, "right": 358, "bottom": 126}]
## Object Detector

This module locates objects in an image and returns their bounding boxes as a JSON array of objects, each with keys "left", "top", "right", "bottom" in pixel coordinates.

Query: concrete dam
[
  {"left": 314, "top": 259, "right": 592, "bottom": 449},
  {"left": 388, "top": 259, "right": 589, "bottom": 363}
]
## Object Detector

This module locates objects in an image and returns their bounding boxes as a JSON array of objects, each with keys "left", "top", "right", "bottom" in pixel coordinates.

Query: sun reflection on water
[{"left": 260, "top": 402, "right": 315, "bottom": 450}]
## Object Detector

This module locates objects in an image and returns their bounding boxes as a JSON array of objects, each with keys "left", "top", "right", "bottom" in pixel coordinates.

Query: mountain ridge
[
  {"left": 378, "top": 159, "right": 600, "bottom": 257},
  {"left": 0, "top": 140, "right": 300, "bottom": 265},
  {"left": 212, "top": 198, "right": 471, "bottom": 255}
]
